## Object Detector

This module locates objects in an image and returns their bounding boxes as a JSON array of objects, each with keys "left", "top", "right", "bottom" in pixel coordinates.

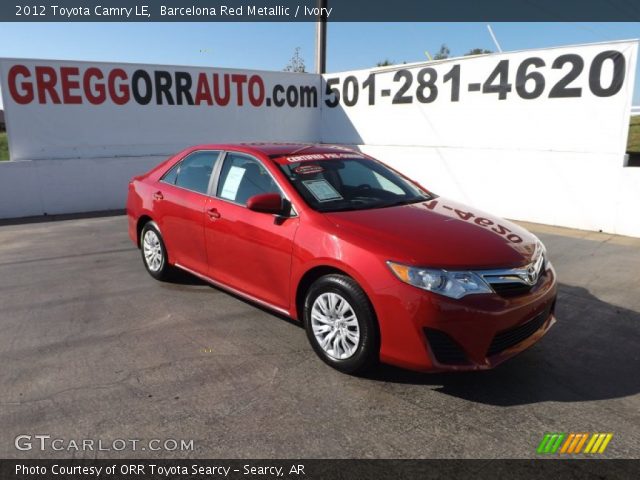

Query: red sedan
[{"left": 127, "top": 143, "right": 557, "bottom": 374}]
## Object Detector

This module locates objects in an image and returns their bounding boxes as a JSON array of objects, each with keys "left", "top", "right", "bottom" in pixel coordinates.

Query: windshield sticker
[
  {"left": 303, "top": 179, "right": 343, "bottom": 202},
  {"left": 294, "top": 164, "right": 324, "bottom": 175},
  {"left": 220, "top": 166, "right": 246, "bottom": 201},
  {"left": 285, "top": 152, "right": 365, "bottom": 162}
]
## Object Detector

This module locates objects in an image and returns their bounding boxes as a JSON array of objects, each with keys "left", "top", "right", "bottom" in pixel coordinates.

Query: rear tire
[
  {"left": 303, "top": 274, "right": 379, "bottom": 374},
  {"left": 140, "top": 221, "right": 173, "bottom": 281}
]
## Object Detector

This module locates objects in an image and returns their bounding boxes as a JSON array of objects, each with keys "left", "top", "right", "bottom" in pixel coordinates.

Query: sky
[{"left": 0, "top": 22, "right": 639, "bottom": 107}]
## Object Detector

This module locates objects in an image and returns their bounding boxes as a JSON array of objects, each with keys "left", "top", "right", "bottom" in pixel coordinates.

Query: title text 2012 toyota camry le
[{"left": 127, "top": 144, "right": 557, "bottom": 374}]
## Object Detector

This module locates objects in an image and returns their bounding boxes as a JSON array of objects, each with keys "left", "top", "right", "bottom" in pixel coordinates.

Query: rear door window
[{"left": 162, "top": 151, "right": 220, "bottom": 194}]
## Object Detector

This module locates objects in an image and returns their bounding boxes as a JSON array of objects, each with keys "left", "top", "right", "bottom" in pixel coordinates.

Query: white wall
[
  {"left": 323, "top": 42, "right": 636, "bottom": 156},
  {"left": 1, "top": 41, "right": 640, "bottom": 239},
  {"left": 0, "top": 59, "right": 321, "bottom": 161},
  {"left": 357, "top": 145, "right": 640, "bottom": 238},
  {"left": 320, "top": 40, "right": 640, "bottom": 237},
  {"left": 0, "top": 58, "right": 320, "bottom": 219},
  {"left": 0, "top": 156, "right": 163, "bottom": 218}
]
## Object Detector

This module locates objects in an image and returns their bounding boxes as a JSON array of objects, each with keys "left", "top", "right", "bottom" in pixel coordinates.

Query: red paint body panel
[
  {"left": 203, "top": 196, "right": 299, "bottom": 310},
  {"left": 152, "top": 184, "right": 209, "bottom": 273},
  {"left": 126, "top": 143, "right": 557, "bottom": 372}
]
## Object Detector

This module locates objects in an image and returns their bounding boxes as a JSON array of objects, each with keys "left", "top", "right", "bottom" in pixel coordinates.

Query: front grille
[
  {"left": 491, "top": 282, "right": 534, "bottom": 297},
  {"left": 424, "top": 328, "right": 469, "bottom": 365},
  {"left": 486, "top": 308, "right": 550, "bottom": 357},
  {"left": 480, "top": 252, "right": 547, "bottom": 298}
]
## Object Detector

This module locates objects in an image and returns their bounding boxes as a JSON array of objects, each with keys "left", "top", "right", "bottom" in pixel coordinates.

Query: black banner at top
[{"left": 2, "top": 0, "right": 640, "bottom": 22}]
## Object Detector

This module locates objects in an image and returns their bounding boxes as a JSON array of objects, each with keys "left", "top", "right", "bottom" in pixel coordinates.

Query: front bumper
[{"left": 373, "top": 264, "right": 557, "bottom": 372}]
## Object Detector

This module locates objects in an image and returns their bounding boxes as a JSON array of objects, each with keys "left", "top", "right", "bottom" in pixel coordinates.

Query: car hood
[{"left": 323, "top": 197, "right": 540, "bottom": 269}]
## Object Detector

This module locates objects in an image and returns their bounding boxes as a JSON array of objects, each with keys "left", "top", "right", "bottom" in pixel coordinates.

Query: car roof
[{"left": 185, "top": 143, "right": 359, "bottom": 158}]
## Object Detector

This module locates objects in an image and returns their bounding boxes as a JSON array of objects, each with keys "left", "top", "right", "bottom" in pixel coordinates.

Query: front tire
[
  {"left": 140, "top": 221, "right": 172, "bottom": 281},
  {"left": 303, "top": 274, "right": 379, "bottom": 374}
]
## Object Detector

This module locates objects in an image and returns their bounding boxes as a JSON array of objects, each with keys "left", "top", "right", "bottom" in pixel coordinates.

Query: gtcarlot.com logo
[
  {"left": 14, "top": 434, "right": 194, "bottom": 452},
  {"left": 536, "top": 432, "right": 613, "bottom": 454}
]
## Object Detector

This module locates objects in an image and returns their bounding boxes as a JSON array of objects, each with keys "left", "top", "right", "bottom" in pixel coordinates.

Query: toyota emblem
[{"left": 526, "top": 265, "right": 538, "bottom": 284}]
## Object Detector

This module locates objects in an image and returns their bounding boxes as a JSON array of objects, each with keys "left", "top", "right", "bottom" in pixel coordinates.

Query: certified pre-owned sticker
[
  {"left": 294, "top": 165, "right": 324, "bottom": 175},
  {"left": 285, "top": 152, "right": 365, "bottom": 162}
]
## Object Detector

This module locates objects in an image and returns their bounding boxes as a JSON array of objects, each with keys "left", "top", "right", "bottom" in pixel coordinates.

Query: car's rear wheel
[
  {"left": 140, "top": 222, "right": 172, "bottom": 281},
  {"left": 303, "top": 274, "right": 379, "bottom": 374}
]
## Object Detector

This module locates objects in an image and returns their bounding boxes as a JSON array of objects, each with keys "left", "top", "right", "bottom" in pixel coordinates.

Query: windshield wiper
[
  {"left": 320, "top": 196, "right": 429, "bottom": 213},
  {"left": 322, "top": 201, "right": 410, "bottom": 212},
  {"left": 377, "top": 197, "right": 426, "bottom": 209}
]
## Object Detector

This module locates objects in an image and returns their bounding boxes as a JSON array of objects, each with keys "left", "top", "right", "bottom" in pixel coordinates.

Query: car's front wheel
[
  {"left": 140, "top": 221, "right": 172, "bottom": 281},
  {"left": 303, "top": 274, "right": 379, "bottom": 374}
]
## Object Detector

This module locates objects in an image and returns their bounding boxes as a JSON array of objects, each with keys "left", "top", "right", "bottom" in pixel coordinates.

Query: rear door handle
[
  {"left": 153, "top": 191, "right": 164, "bottom": 200},
  {"left": 207, "top": 208, "right": 221, "bottom": 219}
]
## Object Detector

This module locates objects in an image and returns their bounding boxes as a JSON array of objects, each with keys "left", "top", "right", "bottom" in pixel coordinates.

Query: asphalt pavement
[{"left": 0, "top": 215, "right": 639, "bottom": 458}]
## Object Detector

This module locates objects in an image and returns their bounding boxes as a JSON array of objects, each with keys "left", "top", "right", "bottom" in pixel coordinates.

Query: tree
[
  {"left": 284, "top": 47, "right": 306, "bottom": 73},
  {"left": 376, "top": 59, "right": 394, "bottom": 67},
  {"left": 433, "top": 44, "right": 450, "bottom": 60},
  {"left": 465, "top": 48, "right": 493, "bottom": 56}
]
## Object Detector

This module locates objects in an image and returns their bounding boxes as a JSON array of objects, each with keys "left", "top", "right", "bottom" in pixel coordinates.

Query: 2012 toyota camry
[{"left": 127, "top": 143, "right": 557, "bottom": 374}]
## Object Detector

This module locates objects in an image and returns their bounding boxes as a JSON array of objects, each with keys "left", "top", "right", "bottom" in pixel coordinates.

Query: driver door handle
[
  {"left": 207, "top": 207, "right": 221, "bottom": 219},
  {"left": 153, "top": 191, "right": 164, "bottom": 201}
]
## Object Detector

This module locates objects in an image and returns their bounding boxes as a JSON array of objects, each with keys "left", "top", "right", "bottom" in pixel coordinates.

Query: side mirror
[{"left": 246, "top": 193, "right": 285, "bottom": 215}]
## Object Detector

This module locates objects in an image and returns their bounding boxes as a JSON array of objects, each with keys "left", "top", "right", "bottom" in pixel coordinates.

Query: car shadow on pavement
[
  {"left": 167, "top": 268, "right": 210, "bottom": 286},
  {"left": 365, "top": 283, "right": 640, "bottom": 406},
  {"left": 166, "top": 268, "right": 304, "bottom": 327}
]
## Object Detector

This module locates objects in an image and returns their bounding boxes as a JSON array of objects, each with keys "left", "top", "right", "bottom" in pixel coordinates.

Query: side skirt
[{"left": 174, "top": 263, "right": 291, "bottom": 317}]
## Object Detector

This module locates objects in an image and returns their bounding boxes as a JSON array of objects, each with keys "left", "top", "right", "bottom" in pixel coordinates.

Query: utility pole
[{"left": 315, "top": 0, "right": 327, "bottom": 74}]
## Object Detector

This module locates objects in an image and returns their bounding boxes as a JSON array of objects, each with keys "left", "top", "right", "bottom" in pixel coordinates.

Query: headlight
[{"left": 387, "top": 261, "right": 493, "bottom": 299}]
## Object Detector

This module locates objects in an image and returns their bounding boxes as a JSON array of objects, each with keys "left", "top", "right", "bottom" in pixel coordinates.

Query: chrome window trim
[
  {"left": 159, "top": 149, "right": 222, "bottom": 196},
  {"left": 213, "top": 150, "right": 298, "bottom": 217}
]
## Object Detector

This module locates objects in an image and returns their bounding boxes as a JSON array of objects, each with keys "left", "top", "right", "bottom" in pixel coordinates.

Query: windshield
[{"left": 276, "top": 156, "right": 431, "bottom": 212}]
